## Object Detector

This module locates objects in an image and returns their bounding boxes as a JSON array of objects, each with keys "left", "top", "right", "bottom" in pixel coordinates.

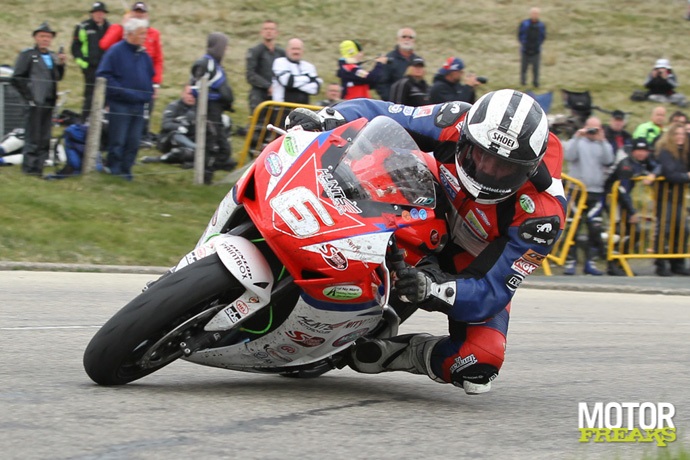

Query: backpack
[{"left": 52, "top": 123, "right": 88, "bottom": 177}]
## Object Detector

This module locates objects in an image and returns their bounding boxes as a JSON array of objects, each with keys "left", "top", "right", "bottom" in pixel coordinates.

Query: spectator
[
  {"left": 190, "top": 32, "right": 237, "bottom": 184},
  {"left": 376, "top": 27, "right": 422, "bottom": 101},
  {"left": 246, "top": 19, "right": 285, "bottom": 115},
  {"left": 71, "top": 1, "right": 110, "bottom": 120},
  {"left": 96, "top": 17, "right": 153, "bottom": 180},
  {"left": 100, "top": 2, "right": 163, "bottom": 145},
  {"left": 389, "top": 57, "right": 429, "bottom": 107},
  {"left": 563, "top": 117, "right": 615, "bottom": 275},
  {"left": 603, "top": 110, "right": 633, "bottom": 156},
  {"left": 271, "top": 38, "right": 322, "bottom": 104},
  {"left": 429, "top": 57, "right": 484, "bottom": 104},
  {"left": 653, "top": 123, "right": 690, "bottom": 276},
  {"left": 668, "top": 110, "right": 688, "bottom": 125},
  {"left": 633, "top": 106, "right": 666, "bottom": 147},
  {"left": 316, "top": 83, "right": 343, "bottom": 107},
  {"left": 11, "top": 21, "right": 66, "bottom": 176},
  {"left": 603, "top": 137, "right": 660, "bottom": 275},
  {"left": 518, "top": 7, "right": 546, "bottom": 88},
  {"left": 337, "top": 40, "right": 386, "bottom": 100},
  {"left": 641, "top": 59, "right": 688, "bottom": 107},
  {"left": 142, "top": 85, "right": 197, "bottom": 166}
]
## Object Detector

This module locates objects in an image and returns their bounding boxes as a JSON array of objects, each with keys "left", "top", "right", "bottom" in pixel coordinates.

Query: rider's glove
[
  {"left": 285, "top": 107, "right": 347, "bottom": 132},
  {"left": 285, "top": 108, "right": 324, "bottom": 131},
  {"left": 394, "top": 264, "right": 456, "bottom": 313},
  {"left": 177, "top": 125, "right": 188, "bottom": 134}
]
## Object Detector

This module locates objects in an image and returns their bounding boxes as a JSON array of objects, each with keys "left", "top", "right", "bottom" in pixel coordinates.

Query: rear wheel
[{"left": 83, "top": 254, "right": 241, "bottom": 385}]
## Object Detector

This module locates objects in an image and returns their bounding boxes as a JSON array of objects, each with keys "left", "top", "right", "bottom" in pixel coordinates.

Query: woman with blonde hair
[{"left": 653, "top": 122, "right": 690, "bottom": 276}]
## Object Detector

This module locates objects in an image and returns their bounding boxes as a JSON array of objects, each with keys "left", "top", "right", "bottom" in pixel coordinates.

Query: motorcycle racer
[{"left": 285, "top": 89, "right": 566, "bottom": 394}]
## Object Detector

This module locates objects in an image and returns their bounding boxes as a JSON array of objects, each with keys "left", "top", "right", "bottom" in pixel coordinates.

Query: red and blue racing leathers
[{"left": 335, "top": 99, "right": 567, "bottom": 386}]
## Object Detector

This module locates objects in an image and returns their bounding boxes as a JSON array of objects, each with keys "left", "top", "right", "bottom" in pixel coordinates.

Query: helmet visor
[{"left": 456, "top": 144, "right": 536, "bottom": 201}]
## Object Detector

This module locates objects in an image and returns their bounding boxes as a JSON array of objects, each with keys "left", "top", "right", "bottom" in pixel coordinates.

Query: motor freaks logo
[{"left": 578, "top": 402, "right": 676, "bottom": 446}]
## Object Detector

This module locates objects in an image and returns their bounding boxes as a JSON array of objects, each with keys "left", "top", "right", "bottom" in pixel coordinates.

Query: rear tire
[{"left": 83, "top": 254, "right": 240, "bottom": 385}]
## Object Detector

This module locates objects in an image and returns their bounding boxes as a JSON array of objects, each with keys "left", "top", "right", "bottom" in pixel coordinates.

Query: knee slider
[{"left": 449, "top": 363, "right": 499, "bottom": 387}]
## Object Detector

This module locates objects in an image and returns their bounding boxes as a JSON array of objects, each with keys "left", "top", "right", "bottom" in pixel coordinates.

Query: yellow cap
[{"left": 339, "top": 40, "right": 361, "bottom": 59}]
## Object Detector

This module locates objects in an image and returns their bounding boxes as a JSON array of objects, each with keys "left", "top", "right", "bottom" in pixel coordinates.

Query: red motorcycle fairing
[{"left": 236, "top": 117, "right": 448, "bottom": 309}]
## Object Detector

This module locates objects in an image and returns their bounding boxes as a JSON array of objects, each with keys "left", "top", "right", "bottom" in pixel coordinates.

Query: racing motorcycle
[{"left": 83, "top": 116, "right": 449, "bottom": 385}]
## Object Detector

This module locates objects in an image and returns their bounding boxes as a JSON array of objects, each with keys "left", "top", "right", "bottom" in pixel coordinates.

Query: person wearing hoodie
[
  {"left": 190, "top": 32, "right": 236, "bottom": 184},
  {"left": 96, "top": 17, "right": 153, "bottom": 180},
  {"left": 337, "top": 40, "right": 387, "bottom": 100}
]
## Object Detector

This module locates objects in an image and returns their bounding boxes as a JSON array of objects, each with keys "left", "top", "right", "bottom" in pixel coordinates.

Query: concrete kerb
[
  {"left": 1, "top": 261, "right": 689, "bottom": 296},
  {"left": 0, "top": 261, "right": 169, "bottom": 275}
]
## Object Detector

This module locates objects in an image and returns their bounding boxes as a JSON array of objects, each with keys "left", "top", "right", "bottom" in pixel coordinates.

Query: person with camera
[
  {"left": 428, "top": 57, "right": 486, "bottom": 104},
  {"left": 641, "top": 59, "right": 687, "bottom": 107},
  {"left": 563, "top": 117, "right": 615, "bottom": 275}
]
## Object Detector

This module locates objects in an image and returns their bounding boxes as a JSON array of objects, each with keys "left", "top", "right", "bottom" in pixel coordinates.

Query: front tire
[{"left": 83, "top": 254, "right": 240, "bottom": 385}]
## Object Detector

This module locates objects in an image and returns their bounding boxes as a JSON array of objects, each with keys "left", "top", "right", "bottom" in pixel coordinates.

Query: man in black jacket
[
  {"left": 389, "top": 57, "right": 429, "bottom": 107},
  {"left": 376, "top": 27, "right": 422, "bottom": 101},
  {"left": 71, "top": 1, "right": 110, "bottom": 119},
  {"left": 12, "top": 22, "right": 66, "bottom": 176},
  {"left": 143, "top": 86, "right": 197, "bottom": 165},
  {"left": 429, "top": 57, "right": 484, "bottom": 104},
  {"left": 245, "top": 20, "right": 285, "bottom": 115}
]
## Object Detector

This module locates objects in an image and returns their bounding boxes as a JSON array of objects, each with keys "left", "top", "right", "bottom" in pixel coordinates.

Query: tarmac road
[{"left": 0, "top": 270, "right": 688, "bottom": 460}]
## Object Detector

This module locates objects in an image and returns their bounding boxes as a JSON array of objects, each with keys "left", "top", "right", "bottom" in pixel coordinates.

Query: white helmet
[{"left": 455, "top": 89, "right": 549, "bottom": 204}]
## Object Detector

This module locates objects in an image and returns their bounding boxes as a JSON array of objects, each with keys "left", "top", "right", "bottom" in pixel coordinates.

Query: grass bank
[{"left": 0, "top": 163, "right": 228, "bottom": 266}]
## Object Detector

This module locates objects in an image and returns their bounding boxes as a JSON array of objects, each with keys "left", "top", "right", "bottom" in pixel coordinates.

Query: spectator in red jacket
[{"left": 100, "top": 2, "right": 162, "bottom": 144}]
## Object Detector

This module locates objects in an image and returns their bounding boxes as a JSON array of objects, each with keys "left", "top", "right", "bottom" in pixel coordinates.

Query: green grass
[{"left": 0, "top": 161, "right": 228, "bottom": 266}]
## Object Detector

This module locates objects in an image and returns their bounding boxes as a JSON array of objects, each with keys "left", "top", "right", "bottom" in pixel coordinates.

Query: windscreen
[{"left": 331, "top": 116, "right": 436, "bottom": 208}]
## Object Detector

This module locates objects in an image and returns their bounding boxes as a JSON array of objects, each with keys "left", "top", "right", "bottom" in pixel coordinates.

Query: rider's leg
[{"left": 350, "top": 305, "right": 509, "bottom": 394}]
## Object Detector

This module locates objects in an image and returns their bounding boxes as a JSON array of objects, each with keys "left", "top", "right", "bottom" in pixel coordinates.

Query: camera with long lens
[{"left": 586, "top": 127, "right": 599, "bottom": 135}]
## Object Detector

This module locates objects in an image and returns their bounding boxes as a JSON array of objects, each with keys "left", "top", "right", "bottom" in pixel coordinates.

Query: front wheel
[{"left": 83, "top": 254, "right": 241, "bottom": 385}]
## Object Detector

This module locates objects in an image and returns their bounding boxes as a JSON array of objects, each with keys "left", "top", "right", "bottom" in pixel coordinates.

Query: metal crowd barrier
[
  {"left": 607, "top": 178, "right": 689, "bottom": 276},
  {"left": 541, "top": 173, "right": 587, "bottom": 275},
  {"left": 237, "top": 101, "right": 322, "bottom": 167}
]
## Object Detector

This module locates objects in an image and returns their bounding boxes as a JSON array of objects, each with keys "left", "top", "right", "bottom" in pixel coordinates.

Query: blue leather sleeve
[
  {"left": 336, "top": 99, "right": 445, "bottom": 139},
  {"left": 448, "top": 225, "right": 562, "bottom": 323}
]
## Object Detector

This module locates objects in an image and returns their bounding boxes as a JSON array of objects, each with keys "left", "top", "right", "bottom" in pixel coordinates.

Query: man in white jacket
[{"left": 271, "top": 38, "right": 322, "bottom": 104}]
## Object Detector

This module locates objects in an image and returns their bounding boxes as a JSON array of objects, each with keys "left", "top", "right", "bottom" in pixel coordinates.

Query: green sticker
[
  {"left": 323, "top": 285, "right": 362, "bottom": 300},
  {"left": 519, "top": 194, "right": 535, "bottom": 213},
  {"left": 283, "top": 135, "right": 298, "bottom": 157}
]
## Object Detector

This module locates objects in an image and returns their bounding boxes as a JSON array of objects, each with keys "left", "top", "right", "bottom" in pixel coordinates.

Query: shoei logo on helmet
[{"left": 489, "top": 129, "right": 518, "bottom": 150}]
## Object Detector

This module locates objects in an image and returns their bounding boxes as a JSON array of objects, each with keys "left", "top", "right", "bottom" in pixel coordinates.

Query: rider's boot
[{"left": 348, "top": 334, "right": 445, "bottom": 383}]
